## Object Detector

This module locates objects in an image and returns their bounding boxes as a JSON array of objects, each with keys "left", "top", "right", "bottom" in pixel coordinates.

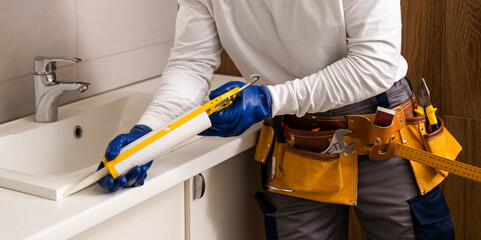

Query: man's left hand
[{"left": 200, "top": 81, "right": 272, "bottom": 137}]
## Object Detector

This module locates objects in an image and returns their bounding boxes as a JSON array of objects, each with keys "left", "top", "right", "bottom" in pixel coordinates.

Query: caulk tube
[
  {"left": 107, "top": 107, "right": 211, "bottom": 178},
  {"left": 63, "top": 107, "right": 211, "bottom": 198}
]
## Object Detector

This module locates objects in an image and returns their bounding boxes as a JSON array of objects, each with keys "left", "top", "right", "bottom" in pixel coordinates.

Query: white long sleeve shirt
[{"left": 138, "top": 0, "right": 408, "bottom": 130}]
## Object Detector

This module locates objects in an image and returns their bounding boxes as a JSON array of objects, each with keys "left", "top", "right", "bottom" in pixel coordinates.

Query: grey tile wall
[{"left": 0, "top": 0, "right": 177, "bottom": 123}]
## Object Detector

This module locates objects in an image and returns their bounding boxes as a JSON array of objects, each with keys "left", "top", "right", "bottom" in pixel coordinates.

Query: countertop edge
[{"left": 37, "top": 126, "right": 261, "bottom": 240}]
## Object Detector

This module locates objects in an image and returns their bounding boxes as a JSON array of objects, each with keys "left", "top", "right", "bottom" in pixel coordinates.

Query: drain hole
[{"left": 73, "top": 125, "right": 83, "bottom": 139}]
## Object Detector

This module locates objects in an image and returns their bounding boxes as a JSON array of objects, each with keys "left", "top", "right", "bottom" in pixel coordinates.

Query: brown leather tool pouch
[
  {"left": 254, "top": 122, "right": 275, "bottom": 164},
  {"left": 421, "top": 117, "right": 462, "bottom": 176},
  {"left": 402, "top": 115, "right": 462, "bottom": 163},
  {"left": 423, "top": 117, "right": 461, "bottom": 157},
  {"left": 400, "top": 113, "right": 462, "bottom": 193},
  {"left": 348, "top": 106, "right": 406, "bottom": 161},
  {"left": 277, "top": 143, "right": 343, "bottom": 193},
  {"left": 256, "top": 118, "right": 347, "bottom": 196},
  {"left": 253, "top": 95, "right": 463, "bottom": 203}
]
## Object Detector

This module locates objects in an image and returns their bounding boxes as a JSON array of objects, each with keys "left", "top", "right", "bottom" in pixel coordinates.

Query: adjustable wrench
[{"left": 324, "top": 129, "right": 356, "bottom": 155}]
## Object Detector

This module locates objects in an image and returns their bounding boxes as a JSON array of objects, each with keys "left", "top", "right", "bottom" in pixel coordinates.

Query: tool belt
[{"left": 254, "top": 95, "right": 464, "bottom": 205}]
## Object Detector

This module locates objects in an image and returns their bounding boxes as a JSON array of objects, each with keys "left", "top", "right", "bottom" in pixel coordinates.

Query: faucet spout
[
  {"left": 33, "top": 56, "right": 89, "bottom": 122},
  {"left": 34, "top": 80, "right": 90, "bottom": 123}
]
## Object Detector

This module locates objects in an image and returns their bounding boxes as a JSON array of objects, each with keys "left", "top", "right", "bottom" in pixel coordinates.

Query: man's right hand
[{"left": 97, "top": 124, "right": 153, "bottom": 192}]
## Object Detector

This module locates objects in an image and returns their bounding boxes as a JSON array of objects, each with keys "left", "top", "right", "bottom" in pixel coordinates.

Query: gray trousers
[
  {"left": 261, "top": 155, "right": 418, "bottom": 239},
  {"left": 258, "top": 78, "right": 420, "bottom": 239}
]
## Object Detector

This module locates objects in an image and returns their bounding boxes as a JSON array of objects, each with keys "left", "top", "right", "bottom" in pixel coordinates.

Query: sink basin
[{"left": 0, "top": 80, "right": 201, "bottom": 200}]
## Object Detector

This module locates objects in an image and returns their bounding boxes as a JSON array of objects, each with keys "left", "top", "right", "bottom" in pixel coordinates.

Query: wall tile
[
  {"left": 78, "top": 41, "right": 173, "bottom": 98},
  {"left": 0, "top": 65, "right": 79, "bottom": 124},
  {"left": 77, "top": 0, "right": 178, "bottom": 60},
  {"left": 0, "top": 76, "right": 33, "bottom": 124},
  {"left": 0, "top": 0, "right": 177, "bottom": 124},
  {"left": 0, "top": 0, "right": 77, "bottom": 82}
]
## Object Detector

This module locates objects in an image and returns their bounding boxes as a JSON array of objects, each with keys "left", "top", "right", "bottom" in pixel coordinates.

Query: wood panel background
[{"left": 215, "top": 1, "right": 481, "bottom": 238}]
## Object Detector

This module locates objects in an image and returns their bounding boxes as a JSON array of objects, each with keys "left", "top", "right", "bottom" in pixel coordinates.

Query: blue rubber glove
[
  {"left": 97, "top": 124, "right": 153, "bottom": 192},
  {"left": 200, "top": 81, "right": 272, "bottom": 137}
]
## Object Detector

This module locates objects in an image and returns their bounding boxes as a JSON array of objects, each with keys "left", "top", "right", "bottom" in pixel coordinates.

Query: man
[{"left": 98, "top": 1, "right": 454, "bottom": 239}]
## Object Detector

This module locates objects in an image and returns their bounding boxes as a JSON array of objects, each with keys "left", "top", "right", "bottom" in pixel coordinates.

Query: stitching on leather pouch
[
  {"left": 401, "top": 97, "right": 415, "bottom": 110},
  {"left": 286, "top": 148, "right": 338, "bottom": 161},
  {"left": 304, "top": 116, "right": 347, "bottom": 122},
  {"left": 425, "top": 127, "right": 445, "bottom": 142},
  {"left": 314, "top": 118, "right": 346, "bottom": 122},
  {"left": 406, "top": 119, "right": 426, "bottom": 125},
  {"left": 400, "top": 125, "right": 406, "bottom": 143},
  {"left": 288, "top": 133, "right": 332, "bottom": 139},
  {"left": 350, "top": 153, "right": 356, "bottom": 204}
]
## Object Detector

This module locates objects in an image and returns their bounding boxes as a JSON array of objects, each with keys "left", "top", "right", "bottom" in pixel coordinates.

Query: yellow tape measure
[{"left": 395, "top": 143, "right": 481, "bottom": 183}]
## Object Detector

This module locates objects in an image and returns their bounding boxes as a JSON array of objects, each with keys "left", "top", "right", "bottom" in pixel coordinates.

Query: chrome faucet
[{"left": 34, "top": 56, "right": 89, "bottom": 122}]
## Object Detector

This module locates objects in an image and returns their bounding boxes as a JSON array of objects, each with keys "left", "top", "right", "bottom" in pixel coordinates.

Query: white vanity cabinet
[
  {"left": 72, "top": 148, "right": 265, "bottom": 240},
  {"left": 185, "top": 148, "right": 265, "bottom": 240},
  {"left": 71, "top": 183, "right": 186, "bottom": 240}
]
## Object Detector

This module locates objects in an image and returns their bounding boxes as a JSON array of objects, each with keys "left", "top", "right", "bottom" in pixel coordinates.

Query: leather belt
[
  {"left": 270, "top": 95, "right": 481, "bottom": 183},
  {"left": 281, "top": 96, "right": 415, "bottom": 153}
]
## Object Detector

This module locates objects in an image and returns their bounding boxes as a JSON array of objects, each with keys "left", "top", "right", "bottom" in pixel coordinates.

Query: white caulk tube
[
  {"left": 63, "top": 107, "right": 211, "bottom": 198},
  {"left": 111, "top": 108, "right": 212, "bottom": 176}
]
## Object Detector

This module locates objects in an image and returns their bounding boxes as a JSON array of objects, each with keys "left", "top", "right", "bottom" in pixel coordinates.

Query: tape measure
[{"left": 395, "top": 143, "right": 481, "bottom": 183}]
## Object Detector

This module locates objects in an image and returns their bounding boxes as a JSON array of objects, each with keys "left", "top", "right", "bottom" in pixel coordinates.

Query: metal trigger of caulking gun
[
  {"left": 323, "top": 129, "right": 356, "bottom": 155},
  {"left": 206, "top": 74, "right": 260, "bottom": 115}
]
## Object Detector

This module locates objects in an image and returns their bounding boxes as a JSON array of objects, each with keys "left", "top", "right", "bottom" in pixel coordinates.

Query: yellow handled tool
[
  {"left": 414, "top": 106, "right": 424, "bottom": 116},
  {"left": 417, "top": 78, "right": 440, "bottom": 132}
]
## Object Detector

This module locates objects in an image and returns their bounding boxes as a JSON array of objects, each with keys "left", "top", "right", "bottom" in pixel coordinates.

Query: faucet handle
[{"left": 34, "top": 56, "right": 81, "bottom": 75}]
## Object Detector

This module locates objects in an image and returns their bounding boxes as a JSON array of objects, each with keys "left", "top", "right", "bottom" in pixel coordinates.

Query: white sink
[
  {"left": 0, "top": 75, "right": 240, "bottom": 201},
  {"left": 0, "top": 82, "right": 164, "bottom": 200}
]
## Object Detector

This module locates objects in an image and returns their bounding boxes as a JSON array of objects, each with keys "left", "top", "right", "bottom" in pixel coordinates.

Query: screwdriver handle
[
  {"left": 414, "top": 106, "right": 425, "bottom": 116},
  {"left": 425, "top": 105, "right": 439, "bottom": 132}
]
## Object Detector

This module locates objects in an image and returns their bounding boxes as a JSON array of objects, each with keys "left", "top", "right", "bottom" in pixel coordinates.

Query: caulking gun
[{"left": 63, "top": 74, "right": 260, "bottom": 197}]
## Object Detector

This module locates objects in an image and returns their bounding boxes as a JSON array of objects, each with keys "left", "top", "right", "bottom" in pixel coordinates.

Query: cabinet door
[
  {"left": 72, "top": 183, "right": 185, "bottom": 240},
  {"left": 186, "top": 148, "right": 265, "bottom": 240}
]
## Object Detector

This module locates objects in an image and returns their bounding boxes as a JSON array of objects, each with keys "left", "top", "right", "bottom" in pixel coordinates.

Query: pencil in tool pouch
[{"left": 63, "top": 74, "right": 261, "bottom": 197}]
